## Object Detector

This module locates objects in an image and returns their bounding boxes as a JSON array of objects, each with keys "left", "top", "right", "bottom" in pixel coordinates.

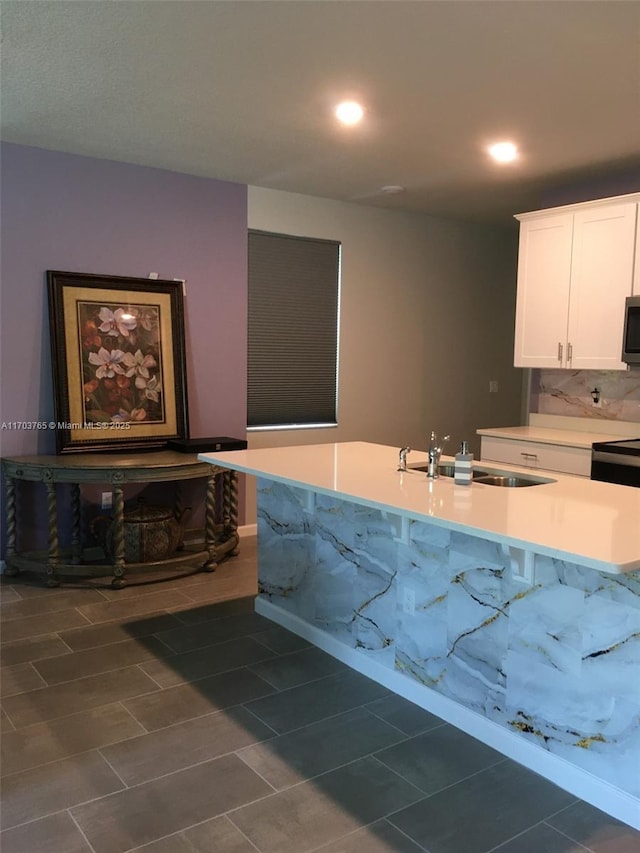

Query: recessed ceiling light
[
  {"left": 488, "top": 141, "right": 519, "bottom": 163},
  {"left": 335, "top": 100, "right": 364, "bottom": 126}
]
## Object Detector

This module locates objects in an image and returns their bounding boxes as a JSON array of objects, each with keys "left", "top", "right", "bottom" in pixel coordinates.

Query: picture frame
[{"left": 47, "top": 270, "right": 190, "bottom": 454}]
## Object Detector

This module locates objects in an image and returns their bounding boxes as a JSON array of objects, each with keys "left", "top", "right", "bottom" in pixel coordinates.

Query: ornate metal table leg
[
  {"left": 111, "top": 484, "right": 127, "bottom": 588},
  {"left": 204, "top": 468, "right": 218, "bottom": 572},
  {"left": 45, "top": 479, "right": 61, "bottom": 587},
  {"left": 71, "top": 483, "right": 82, "bottom": 564},
  {"left": 223, "top": 470, "right": 240, "bottom": 556},
  {"left": 174, "top": 481, "right": 186, "bottom": 551},
  {"left": 4, "top": 475, "right": 19, "bottom": 576}
]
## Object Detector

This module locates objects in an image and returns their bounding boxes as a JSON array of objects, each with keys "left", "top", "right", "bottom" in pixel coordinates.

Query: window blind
[{"left": 248, "top": 230, "right": 340, "bottom": 428}]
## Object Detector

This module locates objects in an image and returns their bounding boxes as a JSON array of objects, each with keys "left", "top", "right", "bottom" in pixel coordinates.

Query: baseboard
[
  {"left": 183, "top": 523, "right": 256, "bottom": 549},
  {"left": 255, "top": 597, "right": 640, "bottom": 831}
]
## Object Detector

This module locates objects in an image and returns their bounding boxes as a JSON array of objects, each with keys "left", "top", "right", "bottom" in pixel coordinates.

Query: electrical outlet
[
  {"left": 101, "top": 491, "right": 113, "bottom": 510},
  {"left": 403, "top": 587, "right": 416, "bottom": 616},
  {"left": 489, "top": 380, "right": 499, "bottom": 393}
]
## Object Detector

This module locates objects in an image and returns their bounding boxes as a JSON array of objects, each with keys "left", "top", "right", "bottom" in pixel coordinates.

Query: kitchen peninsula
[{"left": 199, "top": 441, "right": 640, "bottom": 829}]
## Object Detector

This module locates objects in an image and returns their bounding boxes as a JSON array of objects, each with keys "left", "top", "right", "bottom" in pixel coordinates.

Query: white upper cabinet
[
  {"left": 514, "top": 213, "right": 573, "bottom": 368},
  {"left": 514, "top": 195, "right": 638, "bottom": 370},
  {"left": 568, "top": 203, "right": 637, "bottom": 369}
]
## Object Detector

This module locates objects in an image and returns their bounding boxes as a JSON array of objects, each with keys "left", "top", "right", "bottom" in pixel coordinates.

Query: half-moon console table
[{"left": 2, "top": 451, "right": 239, "bottom": 588}]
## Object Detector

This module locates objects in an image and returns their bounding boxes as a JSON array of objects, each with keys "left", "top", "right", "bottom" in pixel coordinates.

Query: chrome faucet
[
  {"left": 397, "top": 446, "right": 411, "bottom": 472},
  {"left": 426, "top": 431, "right": 450, "bottom": 478}
]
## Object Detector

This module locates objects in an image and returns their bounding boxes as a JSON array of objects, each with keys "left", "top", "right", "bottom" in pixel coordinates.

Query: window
[{"left": 248, "top": 230, "right": 340, "bottom": 429}]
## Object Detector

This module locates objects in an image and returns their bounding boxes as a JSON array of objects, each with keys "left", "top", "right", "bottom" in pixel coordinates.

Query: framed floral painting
[{"left": 47, "top": 271, "right": 189, "bottom": 453}]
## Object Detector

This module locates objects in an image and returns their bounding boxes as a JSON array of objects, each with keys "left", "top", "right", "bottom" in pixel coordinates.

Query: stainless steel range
[{"left": 591, "top": 438, "right": 640, "bottom": 488}]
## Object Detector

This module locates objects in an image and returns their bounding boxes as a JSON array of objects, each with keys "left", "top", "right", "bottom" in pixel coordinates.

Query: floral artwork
[
  {"left": 79, "top": 301, "right": 166, "bottom": 425},
  {"left": 47, "top": 271, "right": 189, "bottom": 453}
]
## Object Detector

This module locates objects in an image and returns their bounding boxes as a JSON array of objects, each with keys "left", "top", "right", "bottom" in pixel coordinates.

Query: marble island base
[{"left": 256, "top": 478, "right": 640, "bottom": 830}]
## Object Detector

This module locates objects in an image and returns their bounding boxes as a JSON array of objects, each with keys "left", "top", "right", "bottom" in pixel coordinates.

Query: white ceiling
[{"left": 2, "top": 0, "right": 640, "bottom": 224}]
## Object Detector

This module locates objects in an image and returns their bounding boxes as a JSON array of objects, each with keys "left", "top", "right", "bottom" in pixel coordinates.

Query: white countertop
[
  {"left": 199, "top": 441, "right": 640, "bottom": 575},
  {"left": 476, "top": 425, "right": 627, "bottom": 449}
]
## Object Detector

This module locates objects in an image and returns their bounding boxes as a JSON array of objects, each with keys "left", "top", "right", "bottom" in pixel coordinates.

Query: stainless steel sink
[
  {"left": 407, "top": 462, "right": 555, "bottom": 487},
  {"left": 474, "top": 474, "right": 553, "bottom": 487},
  {"left": 439, "top": 463, "right": 491, "bottom": 480},
  {"left": 408, "top": 463, "right": 489, "bottom": 479}
]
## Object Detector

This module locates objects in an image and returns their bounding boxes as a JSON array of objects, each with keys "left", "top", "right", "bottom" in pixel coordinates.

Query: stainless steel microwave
[{"left": 622, "top": 295, "right": 640, "bottom": 365}]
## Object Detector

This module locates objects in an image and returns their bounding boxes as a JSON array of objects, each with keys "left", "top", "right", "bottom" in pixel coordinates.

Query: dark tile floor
[{"left": 1, "top": 536, "right": 639, "bottom": 852}]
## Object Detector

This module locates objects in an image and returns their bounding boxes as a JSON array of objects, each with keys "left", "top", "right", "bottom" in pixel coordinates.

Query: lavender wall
[{"left": 0, "top": 143, "right": 248, "bottom": 551}]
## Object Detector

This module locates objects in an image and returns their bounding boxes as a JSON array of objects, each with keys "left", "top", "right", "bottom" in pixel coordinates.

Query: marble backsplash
[{"left": 530, "top": 368, "right": 640, "bottom": 422}]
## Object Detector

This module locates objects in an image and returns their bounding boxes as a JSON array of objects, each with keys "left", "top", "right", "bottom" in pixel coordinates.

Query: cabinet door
[
  {"left": 514, "top": 214, "right": 573, "bottom": 368},
  {"left": 567, "top": 202, "right": 637, "bottom": 370}
]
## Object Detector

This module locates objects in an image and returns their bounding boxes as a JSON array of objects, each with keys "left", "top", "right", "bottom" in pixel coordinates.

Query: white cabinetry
[
  {"left": 513, "top": 213, "right": 572, "bottom": 369},
  {"left": 514, "top": 196, "right": 638, "bottom": 370},
  {"left": 480, "top": 435, "right": 591, "bottom": 477}
]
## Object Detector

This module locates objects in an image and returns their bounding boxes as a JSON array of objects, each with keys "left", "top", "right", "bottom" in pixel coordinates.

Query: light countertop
[
  {"left": 476, "top": 425, "right": 630, "bottom": 449},
  {"left": 199, "top": 441, "right": 640, "bottom": 575}
]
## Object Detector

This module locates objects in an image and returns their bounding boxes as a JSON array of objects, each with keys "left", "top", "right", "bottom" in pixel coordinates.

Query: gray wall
[
  {"left": 249, "top": 187, "right": 524, "bottom": 454},
  {"left": 247, "top": 187, "right": 525, "bottom": 521}
]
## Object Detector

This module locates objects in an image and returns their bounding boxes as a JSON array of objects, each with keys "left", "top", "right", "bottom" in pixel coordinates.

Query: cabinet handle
[
  {"left": 567, "top": 342, "right": 573, "bottom": 363},
  {"left": 558, "top": 342, "right": 563, "bottom": 363}
]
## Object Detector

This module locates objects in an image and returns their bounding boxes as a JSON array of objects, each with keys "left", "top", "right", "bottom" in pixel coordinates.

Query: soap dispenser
[{"left": 454, "top": 441, "right": 473, "bottom": 485}]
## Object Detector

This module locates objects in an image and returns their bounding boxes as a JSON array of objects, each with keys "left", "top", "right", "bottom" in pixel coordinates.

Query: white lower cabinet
[{"left": 480, "top": 436, "right": 591, "bottom": 477}]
